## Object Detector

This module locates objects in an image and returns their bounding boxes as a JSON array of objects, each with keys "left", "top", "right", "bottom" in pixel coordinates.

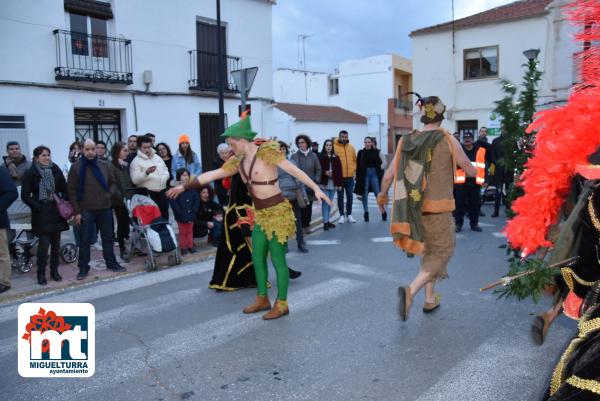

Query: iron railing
[
  {"left": 188, "top": 50, "right": 240, "bottom": 92},
  {"left": 393, "top": 98, "right": 414, "bottom": 112},
  {"left": 53, "top": 29, "right": 133, "bottom": 84}
]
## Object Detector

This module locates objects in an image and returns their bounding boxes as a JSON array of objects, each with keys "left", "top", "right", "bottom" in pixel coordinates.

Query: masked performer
[
  {"left": 169, "top": 112, "right": 331, "bottom": 319},
  {"left": 378, "top": 94, "right": 476, "bottom": 321}
]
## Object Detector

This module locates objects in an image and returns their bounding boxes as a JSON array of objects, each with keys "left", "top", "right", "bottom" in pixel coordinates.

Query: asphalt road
[{"left": 0, "top": 202, "right": 576, "bottom": 401}]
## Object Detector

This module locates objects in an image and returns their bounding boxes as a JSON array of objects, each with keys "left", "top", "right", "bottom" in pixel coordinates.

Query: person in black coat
[
  {"left": 194, "top": 185, "right": 223, "bottom": 247},
  {"left": 354, "top": 136, "right": 384, "bottom": 222},
  {"left": 21, "top": 146, "right": 69, "bottom": 285},
  {"left": 169, "top": 168, "right": 200, "bottom": 255},
  {"left": 0, "top": 167, "right": 18, "bottom": 293}
]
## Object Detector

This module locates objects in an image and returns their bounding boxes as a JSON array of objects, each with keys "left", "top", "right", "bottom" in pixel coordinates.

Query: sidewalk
[{"left": 0, "top": 202, "right": 339, "bottom": 305}]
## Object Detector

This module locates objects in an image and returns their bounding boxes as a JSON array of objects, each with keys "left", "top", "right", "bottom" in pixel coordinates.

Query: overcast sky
[{"left": 272, "top": 0, "right": 515, "bottom": 72}]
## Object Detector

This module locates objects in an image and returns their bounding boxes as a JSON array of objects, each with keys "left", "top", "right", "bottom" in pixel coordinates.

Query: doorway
[
  {"left": 199, "top": 113, "right": 226, "bottom": 173},
  {"left": 74, "top": 109, "right": 122, "bottom": 150}
]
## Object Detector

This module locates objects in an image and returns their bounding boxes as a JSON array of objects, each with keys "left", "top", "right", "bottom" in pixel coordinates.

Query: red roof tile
[
  {"left": 274, "top": 103, "right": 367, "bottom": 124},
  {"left": 410, "top": 0, "right": 552, "bottom": 36}
]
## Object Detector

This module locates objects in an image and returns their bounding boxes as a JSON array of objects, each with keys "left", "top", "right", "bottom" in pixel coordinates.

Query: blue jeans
[
  {"left": 211, "top": 219, "right": 223, "bottom": 247},
  {"left": 337, "top": 178, "right": 355, "bottom": 217},
  {"left": 78, "top": 208, "right": 119, "bottom": 272},
  {"left": 321, "top": 189, "right": 336, "bottom": 223},
  {"left": 362, "top": 168, "right": 380, "bottom": 212}
]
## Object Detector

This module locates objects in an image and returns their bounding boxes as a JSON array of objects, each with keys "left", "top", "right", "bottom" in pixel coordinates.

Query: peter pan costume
[{"left": 215, "top": 113, "right": 296, "bottom": 319}]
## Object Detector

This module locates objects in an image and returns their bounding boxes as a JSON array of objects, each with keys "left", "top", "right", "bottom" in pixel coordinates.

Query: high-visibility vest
[{"left": 454, "top": 147, "right": 486, "bottom": 185}]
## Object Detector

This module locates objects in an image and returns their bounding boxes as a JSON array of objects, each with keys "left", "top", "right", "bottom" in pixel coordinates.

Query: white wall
[
  {"left": 333, "top": 55, "right": 392, "bottom": 142},
  {"left": 273, "top": 69, "right": 330, "bottom": 104},
  {"left": 0, "top": 0, "right": 274, "bottom": 167},
  {"left": 0, "top": 0, "right": 273, "bottom": 98},
  {"left": 273, "top": 54, "right": 411, "bottom": 147},
  {"left": 411, "top": 10, "right": 577, "bottom": 133},
  {"left": 262, "top": 108, "right": 366, "bottom": 151},
  {"left": 0, "top": 85, "right": 267, "bottom": 168}
]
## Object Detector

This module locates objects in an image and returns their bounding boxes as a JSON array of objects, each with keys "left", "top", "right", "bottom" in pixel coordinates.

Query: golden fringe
[
  {"left": 254, "top": 200, "right": 296, "bottom": 244},
  {"left": 257, "top": 141, "right": 285, "bottom": 165}
]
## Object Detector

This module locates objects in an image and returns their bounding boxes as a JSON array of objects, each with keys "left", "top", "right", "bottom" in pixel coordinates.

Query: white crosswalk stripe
[
  {"left": 5, "top": 278, "right": 366, "bottom": 396},
  {"left": 414, "top": 323, "right": 571, "bottom": 401}
]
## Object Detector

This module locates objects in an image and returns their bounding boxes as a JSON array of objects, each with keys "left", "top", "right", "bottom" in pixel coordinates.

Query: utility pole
[{"left": 216, "top": 0, "right": 225, "bottom": 133}]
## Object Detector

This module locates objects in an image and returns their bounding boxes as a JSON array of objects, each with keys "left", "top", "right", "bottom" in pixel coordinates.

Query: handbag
[
  {"left": 296, "top": 187, "right": 308, "bottom": 208},
  {"left": 52, "top": 192, "right": 75, "bottom": 220}
]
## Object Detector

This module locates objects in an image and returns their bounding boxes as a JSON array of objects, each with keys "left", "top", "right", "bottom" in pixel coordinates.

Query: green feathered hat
[{"left": 220, "top": 111, "right": 257, "bottom": 140}]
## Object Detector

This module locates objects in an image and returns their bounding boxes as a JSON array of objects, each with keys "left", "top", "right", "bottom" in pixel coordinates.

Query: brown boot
[
  {"left": 243, "top": 295, "right": 271, "bottom": 314},
  {"left": 531, "top": 312, "right": 552, "bottom": 345},
  {"left": 263, "top": 300, "right": 289, "bottom": 320}
]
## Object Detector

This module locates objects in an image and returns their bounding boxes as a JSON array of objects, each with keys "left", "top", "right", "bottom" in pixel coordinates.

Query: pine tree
[
  {"left": 494, "top": 54, "right": 543, "bottom": 218},
  {"left": 493, "top": 53, "right": 546, "bottom": 303}
]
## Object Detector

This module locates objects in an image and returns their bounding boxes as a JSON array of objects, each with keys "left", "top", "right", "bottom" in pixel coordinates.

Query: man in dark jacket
[
  {"left": 0, "top": 167, "right": 18, "bottom": 293},
  {"left": 490, "top": 130, "right": 513, "bottom": 217},
  {"left": 68, "top": 139, "right": 124, "bottom": 279},
  {"left": 2, "top": 141, "right": 31, "bottom": 185}
]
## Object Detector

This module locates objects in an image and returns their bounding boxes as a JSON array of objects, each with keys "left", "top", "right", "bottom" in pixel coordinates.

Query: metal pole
[
  {"left": 216, "top": 0, "right": 225, "bottom": 133},
  {"left": 240, "top": 72, "right": 247, "bottom": 114}
]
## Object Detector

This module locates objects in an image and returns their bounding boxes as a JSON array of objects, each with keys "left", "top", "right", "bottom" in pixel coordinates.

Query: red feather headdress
[{"left": 504, "top": 0, "right": 600, "bottom": 255}]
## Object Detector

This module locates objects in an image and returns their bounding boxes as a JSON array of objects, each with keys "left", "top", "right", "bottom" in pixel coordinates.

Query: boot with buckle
[{"left": 263, "top": 299, "right": 289, "bottom": 320}]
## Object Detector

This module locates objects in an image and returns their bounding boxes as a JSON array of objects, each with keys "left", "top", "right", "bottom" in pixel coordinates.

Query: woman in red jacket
[{"left": 319, "top": 139, "right": 343, "bottom": 230}]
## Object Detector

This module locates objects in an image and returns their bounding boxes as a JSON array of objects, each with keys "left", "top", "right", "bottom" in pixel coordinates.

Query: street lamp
[
  {"left": 523, "top": 48, "right": 540, "bottom": 61},
  {"left": 231, "top": 67, "right": 259, "bottom": 116}
]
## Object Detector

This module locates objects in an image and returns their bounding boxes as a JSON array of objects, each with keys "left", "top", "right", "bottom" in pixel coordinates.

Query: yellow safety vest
[{"left": 454, "top": 147, "right": 486, "bottom": 185}]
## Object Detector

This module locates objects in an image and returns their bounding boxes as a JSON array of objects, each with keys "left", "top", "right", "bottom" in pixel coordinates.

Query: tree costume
[{"left": 379, "top": 95, "right": 458, "bottom": 320}]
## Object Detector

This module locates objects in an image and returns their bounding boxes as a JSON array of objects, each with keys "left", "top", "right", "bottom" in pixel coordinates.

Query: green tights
[{"left": 252, "top": 223, "right": 289, "bottom": 300}]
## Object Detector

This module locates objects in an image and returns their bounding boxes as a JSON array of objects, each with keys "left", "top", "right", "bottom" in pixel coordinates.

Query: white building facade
[
  {"left": 410, "top": 0, "right": 578, "bottom": 139},
  {"left": 273, "top": 54, "right": 412, "bottom": 153},
  {"left": 0, "top": 0, "right": 275, "bottom": 169}
]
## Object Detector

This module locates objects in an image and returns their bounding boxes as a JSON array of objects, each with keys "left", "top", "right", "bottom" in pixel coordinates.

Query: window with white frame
[{"left": 464, "top": 46, "right": 499, "bottom": 80}]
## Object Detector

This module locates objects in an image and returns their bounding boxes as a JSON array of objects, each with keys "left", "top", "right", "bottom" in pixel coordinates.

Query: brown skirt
[{"left": 420, "top": 212, "right": 455, "bottom": 281}]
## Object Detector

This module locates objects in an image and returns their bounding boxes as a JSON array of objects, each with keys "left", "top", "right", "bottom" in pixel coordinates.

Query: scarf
[
  {"left": 390, "top": 130, "right": 445, "bottom": 256},
  {"left": 77, "top": 157, "right": 110, "bottom": 201},
  {"left": 35, "top": 162, "right": 55, "bottom": 201},
  {"left": 299, "top": 149, "right": 310, "bottom": 156}
]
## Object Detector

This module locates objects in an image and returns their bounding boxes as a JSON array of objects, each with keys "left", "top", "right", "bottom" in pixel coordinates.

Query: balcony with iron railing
[
  {"left": 188, "top": 50, "right": 241, "bottom": 92},
  {"left": 53, "top": 29, "right": 133, "bottom": 84}
]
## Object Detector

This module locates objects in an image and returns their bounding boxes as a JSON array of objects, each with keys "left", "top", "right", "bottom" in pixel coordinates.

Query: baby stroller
[
  {"left": 128, "top": 194, "right": 181, "bottom": 271},
  {"left": 8, "top": 193, "right": 77, "bottom": 273}
]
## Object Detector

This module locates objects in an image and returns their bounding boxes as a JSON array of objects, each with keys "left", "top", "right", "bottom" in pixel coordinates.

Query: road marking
[
  {"left": 478, "top": 222, "right": 496, "bottom": 227},
  {"left": 493, "top": 232, "right": 506, "bottom": 238},
  {"left": 324, "top": 261, "right": 398, "bottom": 282},
  {"left": 413, "top": 323, "right": 573, "bottom": 401},
  {"left": 9, "top": 278, "right": 365, "bottom": 394},
  {"left": 0, "top": 287, "right": 209, "bottom": 358},
  {"left": 0, "top": 260, "right": 215, "bottom": 323},
  {"left": 305, "top": 239, "right": 342, "bottom": 245},
  {"left": 371, "top": 237, "right": 393, "bottom": 243}
]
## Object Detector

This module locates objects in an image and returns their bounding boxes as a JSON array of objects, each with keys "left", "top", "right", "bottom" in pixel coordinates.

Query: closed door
[{"left": 199, "top": 113, "right": 225, "bottom": 173}]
